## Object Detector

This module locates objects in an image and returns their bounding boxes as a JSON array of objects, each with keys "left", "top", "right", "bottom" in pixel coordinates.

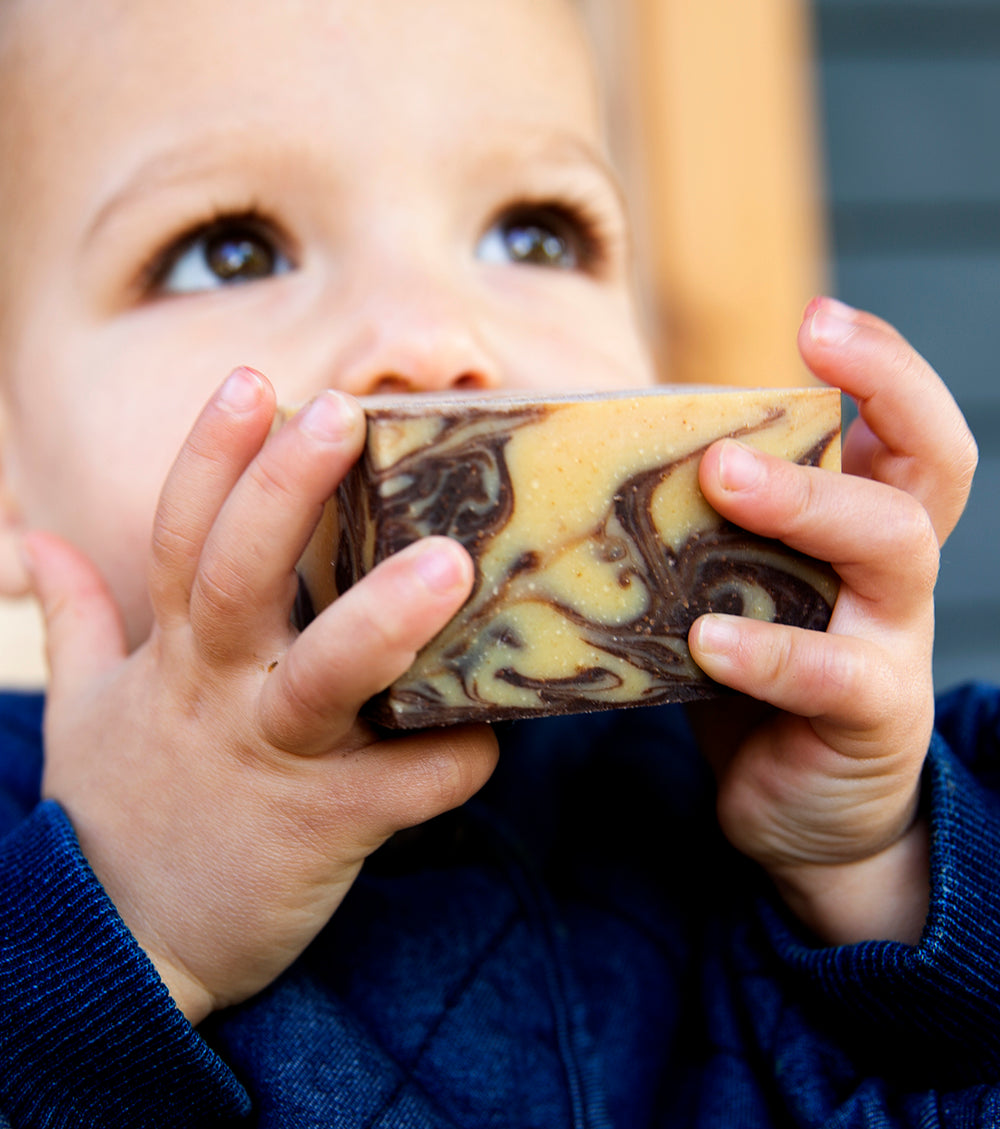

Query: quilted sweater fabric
[{"left": 2, "top": 685, "right": 999, "bottom": 1127}]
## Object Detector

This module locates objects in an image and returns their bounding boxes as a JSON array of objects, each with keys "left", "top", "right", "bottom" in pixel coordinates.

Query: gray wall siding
[{"left": 815, "top": 0, "right": 1000, "bottom": 690}]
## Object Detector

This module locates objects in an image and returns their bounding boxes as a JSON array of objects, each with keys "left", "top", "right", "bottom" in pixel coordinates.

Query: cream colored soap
[{"left": 296, "top": 387, "right": 841, "bottom": 728}]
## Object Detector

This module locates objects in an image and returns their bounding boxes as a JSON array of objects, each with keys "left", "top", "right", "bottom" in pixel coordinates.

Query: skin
[{"left": 0, "top": 0, "right": 978, "bottom": 1026}]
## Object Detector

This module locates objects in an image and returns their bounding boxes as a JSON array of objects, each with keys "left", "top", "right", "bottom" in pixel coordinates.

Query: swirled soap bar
[{"left": 296, "top": 387, "right": 841, "bottom": 728}]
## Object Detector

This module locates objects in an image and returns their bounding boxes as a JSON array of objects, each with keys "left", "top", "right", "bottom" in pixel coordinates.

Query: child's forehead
[
  {"left": 2, "top": 0, "right": 602, "bottom": 183},
  {"left": 3, "top": 0, "right": 594, "bottom": 96}
]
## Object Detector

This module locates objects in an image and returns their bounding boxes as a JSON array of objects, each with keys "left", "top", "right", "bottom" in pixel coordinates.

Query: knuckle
[
  {"left": 844, "top": 648, "right": 895, "bottom": 728},
  {"left": 770, "top": 462, "right": 826, "bottom": 543},
  {"left": 893, "top": 498, "right": 939, "bottom": 594},
  {"left": 408, "top": 742, "right": 473, "bottom": 820},
  {"left": 759, "top": 626, "right": 872, "bottom": 718},
  {"left": 950, "top": 425, "right": 980, "bottom": 495},
  {"left": 259, "top": 667, "right": 327, "bottom": 751},
  {"left": 246, "top": 456, "right": 299, "bottom": 510},
  {"left": 186, "top": 427, "right": 234, "bottom": 469},
  {"left": 796, "top": 465, "right": 827, "bottom": 533},
  {"left": 189, "top": 562, "right": 259, "bottom": 658},
  {"left": 150, "top": 501, "right": 202, "bottom": 568},
  {"left": 885, "top": 334, "right": 924, "bottom": 386},
  {"left": 759, "top": 626, "right": 799, "bottom": 692},
  {"left": 816, "top": 639, "right": 861, "bottom": 699},
  {"left": 196, "top": 557, "right": 256, "bottom": 615}
]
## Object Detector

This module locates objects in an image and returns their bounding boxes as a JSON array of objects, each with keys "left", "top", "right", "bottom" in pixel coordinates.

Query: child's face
[{"left": 0, "top": 0, "right": 654, "bottom": 644}]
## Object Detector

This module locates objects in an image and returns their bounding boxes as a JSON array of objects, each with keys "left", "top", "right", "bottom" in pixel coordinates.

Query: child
[{"left": 0, "top": 0, "right": 994, "bottom": 1125}]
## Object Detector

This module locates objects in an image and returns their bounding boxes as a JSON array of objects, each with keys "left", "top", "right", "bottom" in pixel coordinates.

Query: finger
[
  {"left": 688, "top": 613, "right": 903, "bottom": 736},
  {"left": 318, "top": 724, "right": 500, "bottom": 849},
  {"left": 699, "top": 440, "right": 940, "bottom": 613},
  {"left": 149, "top": 368, "right": 275, "bottom": 626},
  {"left": 259, "top": 537, "right": 475, "bottom": 753},
  {"left": 21, "top": 530, "right": 127, "bottom": 699},
  {"left": 798, "top": 297, "right": 978, "bottom": 544},
  {"left": 841, "top": 414, "right": 881, "bottom": 480},
  {"left": 189, "top": 390, "right": 365, "bottom": 659}
]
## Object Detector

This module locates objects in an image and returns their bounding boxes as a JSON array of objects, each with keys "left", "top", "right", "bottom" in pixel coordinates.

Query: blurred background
[{"left": 0, "top": 0, "right": 996, "bottom": 691}]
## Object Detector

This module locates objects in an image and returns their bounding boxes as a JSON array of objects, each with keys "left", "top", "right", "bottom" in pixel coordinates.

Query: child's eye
[
  {"left": 476, "top": 204, "right": 596, "bottom": 271},
  {"left": 150, "top": 216, "right": 292, "bottom": 294}
]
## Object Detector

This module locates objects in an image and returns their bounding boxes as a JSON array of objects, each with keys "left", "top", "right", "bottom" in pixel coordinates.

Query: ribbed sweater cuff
[
  {"left": 0, "top": 800, "right": 250, "bottom": 1127},
  {"left": 762, "top": 733, "right": 1000, "bottom": 1088}
]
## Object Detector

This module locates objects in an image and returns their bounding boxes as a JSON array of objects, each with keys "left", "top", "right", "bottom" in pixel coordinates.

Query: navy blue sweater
[{"left": 2, "top": 685, "right": 1000, "bottom": 1127}]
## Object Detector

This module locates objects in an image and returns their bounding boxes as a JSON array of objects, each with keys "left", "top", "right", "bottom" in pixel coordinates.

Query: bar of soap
[{"left": 296, "top": 387, "right": 841, "bottom": 728}]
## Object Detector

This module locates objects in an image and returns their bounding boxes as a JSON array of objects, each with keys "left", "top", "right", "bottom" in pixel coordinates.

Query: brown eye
[
  {"left": 204, "top": 226, "right": 277, "bottom": 281},
  {"left": 477, "top": 204, "right": 592, "bottom": 270},
  {"left": 154, "top": 217, "right": 291, "bottom": 294}
]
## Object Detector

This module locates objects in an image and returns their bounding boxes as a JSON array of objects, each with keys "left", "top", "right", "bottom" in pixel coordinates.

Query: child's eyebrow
[
  {"left": 83, "top": 126, "right": 627, "bottom": 250},
  {"left": 84, "top": 136, "right": 248, "bottom": 247},
  {"left": 497, "top": 130, "right": 627, "bottom": 207}
]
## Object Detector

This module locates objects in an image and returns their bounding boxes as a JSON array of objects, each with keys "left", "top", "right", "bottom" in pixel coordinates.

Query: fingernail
[
  {"left": 692, "top": 615, "right": 740, "bottom": 656},
  {"left": 297, "top": 391, "right": 358, "bottom": 442},
  {"left": 413, "top": 540, "right": 467, "bottom": 595},
  {"left": 717, "top": 440, "right": 762, "bottom": 491},
  {"left": 809, "top": 297, "right": 858, "bottom": 346},
  {"left": 218, "top": 367, "right": 264, "bottom": 413}
]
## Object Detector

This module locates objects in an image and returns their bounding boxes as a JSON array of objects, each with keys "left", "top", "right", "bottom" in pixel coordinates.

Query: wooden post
[{"left": 589, "top": 0, "right": 829, "bottom": 388}]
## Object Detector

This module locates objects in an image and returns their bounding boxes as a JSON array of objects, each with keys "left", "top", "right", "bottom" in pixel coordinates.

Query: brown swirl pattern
[{"left": 308, "top": 392, "right": 841, "bottom": 728}]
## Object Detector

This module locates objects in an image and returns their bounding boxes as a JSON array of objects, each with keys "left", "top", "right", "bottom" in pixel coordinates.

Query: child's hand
[
  {"left": 687, "top": 298, "right": 978, "bottom": 946},
  {"left": 24, "top": 368, "right": 499, "bottom": 1025}
]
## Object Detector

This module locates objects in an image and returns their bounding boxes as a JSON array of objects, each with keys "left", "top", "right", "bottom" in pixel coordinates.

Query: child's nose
[{"left": 332, "top": 284, "right": 502, "bottom": 398}]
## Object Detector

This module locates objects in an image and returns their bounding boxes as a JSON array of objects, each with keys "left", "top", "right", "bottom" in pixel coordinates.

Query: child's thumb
[{"left": 21, "top": 530, "right": 127, "bottom": 696}]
